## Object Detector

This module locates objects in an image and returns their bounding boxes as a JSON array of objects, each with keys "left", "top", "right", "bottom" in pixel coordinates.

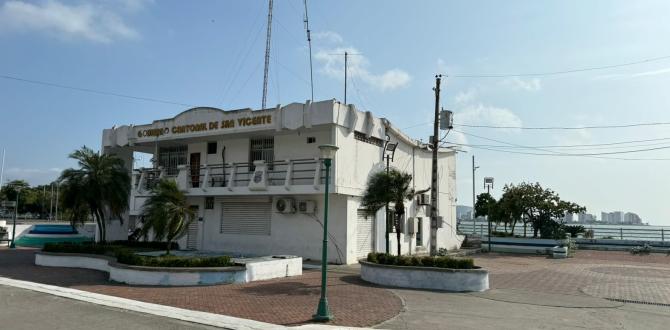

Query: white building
[
  {"left": 624, "top": 212, "right": 642, "bottom": 225},
  {"left": 609, "top": 211, "right": 624, "bottom": 224},
  {"left": 101, "top": 100, "right": 462, "bottom": 264},
  {"left": 601, "top": 212, "right": 610, "bottom": 224}
]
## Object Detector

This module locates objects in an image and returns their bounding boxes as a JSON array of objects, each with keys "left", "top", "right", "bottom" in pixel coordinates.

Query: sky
[{"left": 1, "top": 0, "right": 669, "bottom": 225}]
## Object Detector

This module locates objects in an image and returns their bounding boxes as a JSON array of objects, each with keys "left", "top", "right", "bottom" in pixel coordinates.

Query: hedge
[
  {"left": 367, "top": 252, "right": 475, "bottom": 269},
  {"left": 114, "top": 250, "right": 233, "bottom": 267}
]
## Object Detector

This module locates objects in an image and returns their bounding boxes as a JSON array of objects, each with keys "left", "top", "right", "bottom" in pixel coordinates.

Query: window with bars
[
  {"left": 207, "top": 142, "right": 217, "bottom": 154},
  {"left": 249, "top": 137, "right": 274, "bottom": 170},
  {"left": 354, "top": 131, "right": 384, "bottom": 147},
  {"left": 205, "top": 197, "right": 214, "bottom": 209},
  {"left": 158, "top": 145, "right": 187, "bottom": 175}
]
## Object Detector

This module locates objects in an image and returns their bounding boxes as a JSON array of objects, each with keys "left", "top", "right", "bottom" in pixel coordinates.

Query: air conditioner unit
[
  {"left": 275, "top": 198, "right": 296, "bottom": 214},
  {"left": 417, "top": 193, "right": 430, "bottom": 205},
  {"left": 297, "top": 200, "right": 316, "bottom": 214}
]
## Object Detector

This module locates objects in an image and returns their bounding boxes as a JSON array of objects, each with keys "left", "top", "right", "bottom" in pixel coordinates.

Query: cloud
[
  {"left": 315, "top": 46, "right": 411, "bottom": 91},
  {"left": 312, "top": 31, "right": 343, "bottom": 44},
  {"left": 455, "top": 103, "right": 523, "bottom": 129},
  {"left": 594, "top": 67, "right": 670, "bottom": 80},
  {"left": 500, "top": 77, "right": 542, "bottom": 91},
  {"left": 0, "top": 0, "right": 142, "bottom": 43},
  {"left": 454, "top": 89, "right": 477, "bottom": 105},
  {"left": 312, "top": 32, "right": 411, "bottom": 92}
]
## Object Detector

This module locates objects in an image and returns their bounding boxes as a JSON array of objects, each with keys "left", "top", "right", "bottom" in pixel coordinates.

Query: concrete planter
[
  {"left": 552, "top": 246, "right": 568, "bottom": 259},
  {"left": 35, "top": 252, "right": 301, "bottom": 286},
  {"left": 481, "top": 236, "right": 569, "bottom": 255},
  {"left": 359, "top": 261, "right": 488, "bottom": 292}
]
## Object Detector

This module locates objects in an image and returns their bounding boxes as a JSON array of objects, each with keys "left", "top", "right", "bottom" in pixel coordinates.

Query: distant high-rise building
[
  {"left": 610, "top": 211, "right": 624, "bottom": 224},
  {"left": 601, "top": 212, "right": 610, "bottom": 224},
  {"left": 624, "top": 212, "right": 642, "bottom": 225},
  {"left": 564, "top": 213, "right": 574, "bottom": 223},
  {"left": 577, "top": 212, "right": 596, "bottom": 223}
]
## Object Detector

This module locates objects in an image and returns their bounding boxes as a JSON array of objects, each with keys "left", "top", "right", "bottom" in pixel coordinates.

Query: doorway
[{"left": 190, "top": 153, "right": 201, "bottom": 188}]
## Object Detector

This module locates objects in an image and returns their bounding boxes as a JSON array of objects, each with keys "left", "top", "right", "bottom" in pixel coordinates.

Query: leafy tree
[
  {"left": 362, "top": 169, "right": 416, "bottom": 256},
  {"left": 59, "top": 146, "right": 131, "bottom": 242},
  {"left": 140, "top": 179, "right": 194, "bottom": 255},
  {"left": 511, "top": 182, "right": 584, "bottom": 238}
]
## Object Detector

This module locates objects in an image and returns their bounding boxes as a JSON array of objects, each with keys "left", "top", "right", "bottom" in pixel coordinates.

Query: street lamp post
[
  {"left": 9, "top": 187, "right": 20, "bottom": 249},
  {"left": 313, "top": 144, "right": 338, "bottom": 322}
]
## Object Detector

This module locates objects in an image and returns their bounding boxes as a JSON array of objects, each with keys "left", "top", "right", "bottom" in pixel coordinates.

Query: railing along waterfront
[{"left": 457, "top": 221, "right": 668, "bottom": 242}]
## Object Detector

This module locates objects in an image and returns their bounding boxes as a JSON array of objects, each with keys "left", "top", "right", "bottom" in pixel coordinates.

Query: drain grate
[{"left": 605, "top": 298, "right": 670, "bottom": 307}]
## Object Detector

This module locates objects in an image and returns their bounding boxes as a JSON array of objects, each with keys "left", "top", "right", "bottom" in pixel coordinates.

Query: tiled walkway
[
  {"left": 475, "top": 250, "right": 670, "bottom": 305},
  {"left": 2, "top": 247, "right": 670, "bottom": 327},
  {"left": 0, "top": 248, "right": 401, "bottom": 327}
]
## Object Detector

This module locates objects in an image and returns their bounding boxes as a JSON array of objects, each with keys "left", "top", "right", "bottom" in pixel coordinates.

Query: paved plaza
[{"left": 1, "top": 247, "right": 670, "bottom": 329}]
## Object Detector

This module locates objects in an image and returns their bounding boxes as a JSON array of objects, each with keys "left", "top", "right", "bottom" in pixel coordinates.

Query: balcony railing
[{"left": 132, "top": 158, "right": 327, "bottom": 194}]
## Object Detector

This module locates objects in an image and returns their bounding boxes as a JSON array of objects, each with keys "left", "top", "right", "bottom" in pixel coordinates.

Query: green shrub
[
  {"left": 110, "top": 240, "right": 179, "bottom": 250},
  {"left": 365, "top": 252, "right": 474, "bottom": 270},
  {"left": 43, "top": 242, "right": 110, "bottom": 255},
  {"left": 564, "top": 225, "right": 586, "bottom": 238},
  {"left": 114, "top": 249, "right": 233, "bottom": 267}
]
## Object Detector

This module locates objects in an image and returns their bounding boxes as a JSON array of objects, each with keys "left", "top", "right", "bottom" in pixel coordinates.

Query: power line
[
  {"left": 457, "top": 122, "right": 670, "bottom": 130},
  {"left": 448, "top": 129, "right": 670, "bottom": 160},
  {"left": 0, "top": 74, "right": 194, "bottom": 107},
  {"left": 450, "top": 54, "right": 670, "bottom": 78},
  {"left": 445, "top": 136, "right": 670, "bottom": 149},
  {"left": 404, "top": 120, "right": 670, "bottom": 130}
]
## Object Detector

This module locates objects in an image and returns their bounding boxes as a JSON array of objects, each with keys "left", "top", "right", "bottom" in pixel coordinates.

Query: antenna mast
[
  {"left": 303, "top": 0, "right": 314, "bottom": 102},
  {"left": 261, "top": 0, "right": 274, "bottom": 109}
]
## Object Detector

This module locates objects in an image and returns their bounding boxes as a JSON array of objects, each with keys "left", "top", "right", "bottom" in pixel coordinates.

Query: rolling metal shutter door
[
  {"left": 220, "top": 198, "right": 272, "bottom": 236},
  {"left": 186, "top": 221, "right": 198, "bottom": 250},
  {"left": 357, "top": 210, "right": 374, "bottom": 258}
]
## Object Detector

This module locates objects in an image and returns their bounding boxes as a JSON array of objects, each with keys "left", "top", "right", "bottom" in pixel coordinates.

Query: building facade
[{"left": 101, "top": 100, "right": 461, "bottom": 264}]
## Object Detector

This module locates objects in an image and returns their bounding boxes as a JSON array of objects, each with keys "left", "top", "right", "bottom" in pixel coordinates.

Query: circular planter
[
  {"left": 35, "top": 252, "right": 300, "bottom": 286},
  {"left": 360, "top": 260, "right": 489, "bottom": 292}
]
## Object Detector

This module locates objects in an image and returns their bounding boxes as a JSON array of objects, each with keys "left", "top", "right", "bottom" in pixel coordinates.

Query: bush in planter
[
  {"left": 110, "top": 240, "right": 179, "bottom": 250},
  {"left": 114, "top": 249, "right": 233, "bottom": 267},
  {"left": 366, "top": 252, "right": 475, "bottom": 270},
  {"left": 564, "top": 225, "right": 586, "bottom": 238}
]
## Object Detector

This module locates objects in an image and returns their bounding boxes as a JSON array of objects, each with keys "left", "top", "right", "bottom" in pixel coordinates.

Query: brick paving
[
  {"left": 0, "top": 248, "right": 401, "bottom": 327},
  {"left": 3, "top": 247, "right": 670, "bottom": 327},
  {"left": 473, "top": 250, "right": 670, "bottom": 304}
]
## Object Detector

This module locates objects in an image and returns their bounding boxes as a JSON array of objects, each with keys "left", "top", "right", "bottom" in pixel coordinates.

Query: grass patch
[{"left": 367, "top": 252, "right": 475, "bottom": 270}]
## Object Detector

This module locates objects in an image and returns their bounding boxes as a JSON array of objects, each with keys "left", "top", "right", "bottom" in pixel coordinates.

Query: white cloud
[
  {"left": 315, "top": 46, "right": 411, "bottom": 91},
  {"left": 0, "top": 0, "right": 141, "bottom": 43},
  {"left": 312, "top": 31, "right": 343, "bottom": 44},
  {"left": 454, "top": 89, "right": 477, "bottom": 105},
  {"left": 500, "top": 77, "right": 542, "bottom": 91},
  {"left": 455, "top": 103, "right": 523, "bottom": 130}
]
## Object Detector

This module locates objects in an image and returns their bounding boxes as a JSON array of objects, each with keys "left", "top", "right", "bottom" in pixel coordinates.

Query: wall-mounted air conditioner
[
  {"left": 417, "top": 193, "right": 430, "bottom": 205},
  {"left": 275, "top": 198, "right": 296, "bottom": 214},
  {"left": 297, "top": 200, "right": 316, "bottom": 214}
]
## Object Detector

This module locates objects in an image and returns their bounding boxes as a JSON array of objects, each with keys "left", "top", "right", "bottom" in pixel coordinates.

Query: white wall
[{"left": 200, "top": 194, "right": 349, "bottom": 264}]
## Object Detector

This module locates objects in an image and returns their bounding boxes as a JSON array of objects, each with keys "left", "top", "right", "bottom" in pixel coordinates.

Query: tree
[
  {"left": 362, "top": 169, "right": 416, "bottom": 256},
  {"left": 510, "top": 182, "right": 584, "bottom": 238},
  {"left": 140, "top": 179, "right": 194, "bottom": 255},
  {"left": 59, "top": 146, "right": 131, "bottom": 242}
]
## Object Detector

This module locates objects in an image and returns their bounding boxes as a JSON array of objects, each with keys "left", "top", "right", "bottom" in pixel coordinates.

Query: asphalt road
[{"left": 0, "top": 285, "right": 223, "bottom": 330}]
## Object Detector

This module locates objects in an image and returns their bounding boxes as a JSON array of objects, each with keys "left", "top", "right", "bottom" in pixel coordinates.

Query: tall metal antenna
[
  {"left": 261, "top": 0, "right": 274, "bottom": 110},
  {"left": 303, "top": 0, "right": 314, "bottom": 102},
  {"left": 0, "top": 148, "right": 5, "bottom": 191},
  {"left": 344, "top": 51, "right": 348, "bottom": 104}
]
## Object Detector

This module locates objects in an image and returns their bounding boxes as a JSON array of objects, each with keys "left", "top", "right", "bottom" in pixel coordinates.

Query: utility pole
[
  {"left": 0, "top": 148, "right": 5, "bottom": 192},
  {"left": 261, "top": 0, "right": 274, "bottom": 110},
  {"left": 344, "top": 51, "right": 348, "bottom": 104},
  {"left": 472, "top": 155, "right": 478, "bottom": 220},
  {"left": 49, "top": 183, "right": 54, "bottom": 220},
  {"left": 429, "top": 75, "right": 442, "bottom": 256},
  {"left": 55, "top": 182, "right": 59, "bottom": 221}
]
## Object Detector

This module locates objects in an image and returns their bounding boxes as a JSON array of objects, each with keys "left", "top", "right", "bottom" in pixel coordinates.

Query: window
[
  {"left": 307, "top": 137, "right": 316, "bottom": 144},
  {"left": 158, "top": 145, "right": 187, "bottom": 175},
  {"left": 207, "top": 142, "right": 217, "bottom": 155},
  {"left": 249, "top": 137, "right": 274, "bottom": 170},
  {"left": 354, "top": 131, "right": 384, "bottom": 147},
  {"left": 205, "top": 197, "right": 214, "bottom": 210}
]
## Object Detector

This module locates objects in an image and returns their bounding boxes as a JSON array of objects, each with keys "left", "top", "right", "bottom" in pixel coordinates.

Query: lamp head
[{"left": 318, "top": 144, "right": 339, "bottom": 160}]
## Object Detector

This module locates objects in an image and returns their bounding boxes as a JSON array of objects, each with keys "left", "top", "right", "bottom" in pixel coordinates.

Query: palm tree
[
  {"left": 59, "top": 146, "right": 130, "bottom": 242},
  {"left": 140, "top": 179, "right": 194, "bottom": 255},
  {"left": 361, "top": 169, "right": 416, "bottom": 256}
]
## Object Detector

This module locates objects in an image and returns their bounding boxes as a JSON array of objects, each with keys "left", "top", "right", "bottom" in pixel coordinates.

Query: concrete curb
[{"left": 0, "top": 276, "right": 372, "bottom": 330}]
